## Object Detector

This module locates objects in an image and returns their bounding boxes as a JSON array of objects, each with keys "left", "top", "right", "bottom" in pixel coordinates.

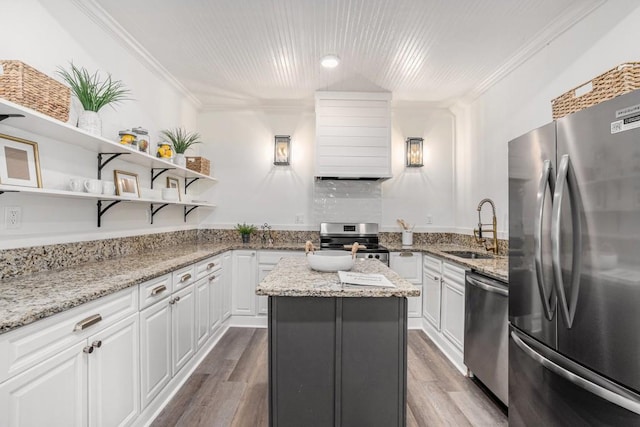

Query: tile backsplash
[{"left": 313, "top": 180, "right": 382, "bottom": 224}]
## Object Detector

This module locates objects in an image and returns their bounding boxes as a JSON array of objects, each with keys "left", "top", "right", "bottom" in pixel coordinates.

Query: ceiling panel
[{"left": 91, "top": 0, "right": 602, "bottom": 107}]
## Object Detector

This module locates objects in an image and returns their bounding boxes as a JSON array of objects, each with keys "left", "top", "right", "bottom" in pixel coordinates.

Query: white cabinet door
[
  {"left": 222, "top": 252, "right": 232, "bottom": 321},
  {"left": 171, "top": 285, "right": 195, "bottom": 376},
  {"left": 389, "top": 252, "right": 422, "bottom": 284},
  {"left": 88, "top": 313, "right": 140, "bottom": 427},
  {"left": 208, "top": 272, "right": 223, "bottom": 333},
  {"left": 423, "top": 267, "right": 442, "bottom": 330},
  {"left": 139, "top": 299, "right": 171, "bottom": 410},
  {"left": 231, "top": 250, "right": 257, "bottom": 316},
  {"left": 407, "top": 285, "right": 423, "bottom": 318},
  {"left": 195, "top": 279, "right": 210, "bottom": 350},
  {"left": 441, "top": 262, "right": 466, "bottom": 352},
  {"left": 0, "top": 341, "right": 87, "bottom": 427},
  {"left": 257, "top": 264, "right": 274, "bottom": 316}
]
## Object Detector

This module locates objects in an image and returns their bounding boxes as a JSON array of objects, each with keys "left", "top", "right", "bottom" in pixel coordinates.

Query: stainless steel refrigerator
[{"left": 508, "top": 89, "right": 640, "bottom": 426}]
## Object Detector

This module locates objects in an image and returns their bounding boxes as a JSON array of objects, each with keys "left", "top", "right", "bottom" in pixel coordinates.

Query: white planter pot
[
  {"left": 173, "top": 153, "right": 186, "bottom": 167},
  {"left": 78, "top": 110, "right": 102, "bottom": 136}
]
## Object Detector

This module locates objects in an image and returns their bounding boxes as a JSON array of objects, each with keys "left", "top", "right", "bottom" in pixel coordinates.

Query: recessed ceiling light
[{"left": 320, "top": 54, "right": 340, "bottom": 68}]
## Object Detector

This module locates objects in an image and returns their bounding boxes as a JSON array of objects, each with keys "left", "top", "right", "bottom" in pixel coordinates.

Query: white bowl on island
[{"left": 307, "top": 250, "right": 354, "bottom": 272}]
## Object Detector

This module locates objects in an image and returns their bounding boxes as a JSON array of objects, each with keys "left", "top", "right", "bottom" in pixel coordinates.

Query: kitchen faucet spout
[{"left": 473, "top": 198, "right": 498, "bottom": 254}]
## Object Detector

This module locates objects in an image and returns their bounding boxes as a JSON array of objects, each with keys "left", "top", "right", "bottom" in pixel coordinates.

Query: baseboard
[
  {"left": 408, "top": 317, "right": 423, "bottom": 329},
  {"left": 229, "top": 315, "right": 268, "bottom": 328},
  {"left": 421, "top": 317, "right": 468, "bottom": 375},
  {"left": 134, "top": 321, "right": 231, "bottom": 427}
]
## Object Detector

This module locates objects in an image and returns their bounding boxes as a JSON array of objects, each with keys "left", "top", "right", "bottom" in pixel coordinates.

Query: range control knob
[
  {"left": 367, "top": 254, "right": 374, "bottom": 259},
  {"left": 375, "top": 254, "right": 380, "bottom": 259}
]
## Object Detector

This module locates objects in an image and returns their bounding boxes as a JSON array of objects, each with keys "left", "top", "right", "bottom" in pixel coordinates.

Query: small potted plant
[
  {"left": 235, "top": 222, "right": 257, "bottom": 244},
  {"left": 159, "top": 128, "right": 202, "bottom": 167},
  {"left": 57, "top": 62, "right": 130, "bottom": 136}
]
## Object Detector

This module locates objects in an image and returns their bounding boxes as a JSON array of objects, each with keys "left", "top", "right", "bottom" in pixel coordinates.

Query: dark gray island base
[
  {"left": 257, "top": 258, "right": 418, "bottom": 427},
  {"left": 269, "top": 296, "right": 407, "bottom": 427}
]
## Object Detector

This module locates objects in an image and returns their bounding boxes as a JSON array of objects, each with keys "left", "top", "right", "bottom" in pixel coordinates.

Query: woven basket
[
  {"left": 551, "top": 62, "right": 640, "bottom": 119},
  {"left": 186, "top": 156, "right": 211, "bottom": 175},
  {"left": 0, "top": 60, "right": 70, "bottom": 122}
]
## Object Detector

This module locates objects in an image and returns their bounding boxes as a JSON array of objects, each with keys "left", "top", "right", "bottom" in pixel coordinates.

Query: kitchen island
[{"left": 256, "top": 257, "right": 419, "bottom": 427}]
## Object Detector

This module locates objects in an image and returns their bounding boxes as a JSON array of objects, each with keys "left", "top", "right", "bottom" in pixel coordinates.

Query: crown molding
[
  {"left": 466, "top": 0, "right": 606, "bottom": 101},
  {"left": 70, "top": 0, "right": 202, "bottom": 109}
]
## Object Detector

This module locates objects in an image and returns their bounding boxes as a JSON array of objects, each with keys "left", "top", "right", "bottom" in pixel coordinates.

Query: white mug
[
  {"left": 102, "top": 181, "right": 115, "bottom": 195},
  {"left": 68, "top": 178, "right": 83, "bottom": 192},
  {"left": 84, "top": 179, "right": 102, "bottom": 194}
]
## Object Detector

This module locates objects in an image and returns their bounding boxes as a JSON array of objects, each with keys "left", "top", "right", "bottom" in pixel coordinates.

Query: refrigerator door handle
[
  {"left": 551, "top": 154, "right": 583, "bottom": 328},
  {"left": 511, "top": 330, "right": 640, "bottom": 415},
  {"left": 534, "top": 159, "right": 556, "bottom": 321}
]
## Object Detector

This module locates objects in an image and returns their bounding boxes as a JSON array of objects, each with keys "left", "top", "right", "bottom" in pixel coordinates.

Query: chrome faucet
[{"left": 473, "top": 198, "right": 498, "bottom": 254}]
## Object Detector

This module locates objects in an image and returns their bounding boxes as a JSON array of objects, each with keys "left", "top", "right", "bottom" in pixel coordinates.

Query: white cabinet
[
  {"left": 88, "top": 313, "right": 140, "bottom": 427},
  {"left": 139, "top": 296, "right": 171, "bottom": 410},
  {"left": 0, "top": 341, "right": 87, "bottom": 427},
  {"left": 231, "top": 250, "right": 257, "bottom": 316},
  {"left": 314, "top": 91, "right": 392, "bottom": 179},
  {"left": 390, "top": 252, "right": 423, "bottom": 318},
  {"left": 257, "top": 264, "right": 273, "bottom": 315},
  {"left": 208, "top": 272, "right": 223, "bottom": 333},
  {"left": 222, "top": 252, "right": 232, "bottom": 321},
  {"left": 256, "top": 251, "right": 307, "bottom": 316},
  {"left": 171, "top": 284, "right": 195, "bottom": 376},
  {"left": 195, "top": 278, "right": 210, "bottom": 350},
  {"left": 423, "top": 255, "right": 442, "bottom": 330},
  {"left": 440, "top": 262, "right": 466, "bottom": 352}
]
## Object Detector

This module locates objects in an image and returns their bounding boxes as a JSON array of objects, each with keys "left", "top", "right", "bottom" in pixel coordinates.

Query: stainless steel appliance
[
  {"left": 464, "top": 271, "right": 509, "bottom": 406},
  {"left": 319, "top": 222, "right": 389, "bottom": 265},
  {"left": 508, "top": 89, "right": 640, "bottom": 425}
]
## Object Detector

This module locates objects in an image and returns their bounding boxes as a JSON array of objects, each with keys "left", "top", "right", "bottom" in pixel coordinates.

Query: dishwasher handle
[{"left": 466, "top": 274, "right": 508, "bottom": 297}]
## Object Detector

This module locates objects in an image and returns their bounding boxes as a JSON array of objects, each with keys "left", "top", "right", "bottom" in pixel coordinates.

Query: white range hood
[{"left": 314, "top": 91, "right": 392, "bottom": 180}]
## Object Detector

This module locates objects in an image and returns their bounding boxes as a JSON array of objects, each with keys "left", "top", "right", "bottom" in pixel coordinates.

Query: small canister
[
  {"left": 132, "top": 126, "right": 150, "bottom": 154},
  {"left": 118, "top": 130, "right": 137, "bottom": 147}
]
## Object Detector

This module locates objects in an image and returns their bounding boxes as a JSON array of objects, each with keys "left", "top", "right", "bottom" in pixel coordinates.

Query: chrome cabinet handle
[
  {"left": 534, "top": 159, "right": 556, "bottom": 321},
  {"left": 180, "top": 273, "right": 192, "bottom": 282},
  {"left": 433, "top": 275, "right": 439, "bottom": 281},
  {"left": 151, "top": 284, "right": 167, "bottom": 295},
  {"left": 74, "top": 314, "right": 102, "bottom": 331},
  {"left": 511, "top": 331, "right": 640, "bottom": 415},
  {"left": 207, "top": 262, "right": 216, "bottom": 270},
  {"left": 399, "top": 252, "right": 414, "bottom": 257},
  {"left": 551, "top": 154, "right": 583, "bottom": 328},
  {"left": 209, "top": 275, "right": 216, "bottom": 281},
  {"left": 83, "top": 345, "right": 94, "bottom": 354},
  {"left": 92, "top": 340, "right": 102, "bottom": 348}
]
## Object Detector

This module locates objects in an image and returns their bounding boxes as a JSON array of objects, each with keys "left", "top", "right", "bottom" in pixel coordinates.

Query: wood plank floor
[{"left": 152, "top": 328, "right": 507, "bottom": 427}]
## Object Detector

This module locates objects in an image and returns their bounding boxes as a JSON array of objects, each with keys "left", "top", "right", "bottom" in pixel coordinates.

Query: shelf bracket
[
  {"left": 150, "top": 203, "right": 169, "bottom": 224},
  {"left": 150, "top": 168, "right": 174, "bottom": 189},
  {"left": 97, "top": 153, "right": 129, "bottom": 179},
  {"left": 184, "top": 205, "right": 198, "bottom": 222},
  {"left": 97, "top": 200, "right": 123, "bottom": 227},
  {"left": 184, "top": 177, "right": 200, "bottom": 193},
  {"left": 0, "top": 114, "right": 25, "bottom": 122}
]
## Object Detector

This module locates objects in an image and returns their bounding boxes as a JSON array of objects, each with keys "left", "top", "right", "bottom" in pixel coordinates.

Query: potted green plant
[
  {"left": 57, "top": 62, "right": 130, "bottom": 136},
  {"left": 159, "top": 127, "right": 202, "bottom": 167},
  {"left": 235, "top": 222, "right": 257, "bottom": 244}
]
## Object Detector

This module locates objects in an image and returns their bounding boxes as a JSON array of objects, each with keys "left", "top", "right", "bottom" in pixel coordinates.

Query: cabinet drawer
[
  {"left": 195, "top": 255, "right": 222, "bottom": 280},
  {"left": 443, "top": 261, "right": 466, "bottom": 288},
  {"left": 0, "top": 286, "right": 137, "bottom": 383},
  {"left": 423, "top": 254, "right": 442, "bottom": 274},
  {"left": 139, "top": 274, "right": 171, "bottom": 310},
  {"left": 258, "top": 250, "right": 304, "bottom": 264},
  {"left": 172, "top": 264, "right": 195, "bottom": 292}
]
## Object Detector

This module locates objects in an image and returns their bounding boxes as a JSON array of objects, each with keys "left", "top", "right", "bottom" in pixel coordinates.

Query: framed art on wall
[
  {"left": 0, "top": 133, "right": 42, "bottom": 188},
  {"left": 166, "top": 176, "right": 181, "bottom": 201},
  {"left": 114, "top": 170, "right": 140, "bottom": 198}
]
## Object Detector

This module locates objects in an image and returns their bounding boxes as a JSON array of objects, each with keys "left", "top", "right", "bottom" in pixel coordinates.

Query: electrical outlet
[
  {"left": 5, "top": 207, "right": 21, "bottom": 229},
  {"left": 426, "top": 215, "right": 433, "bottom": 224},
  {"left": 295, "top": 214, "right": 304, "bottom": 224}
]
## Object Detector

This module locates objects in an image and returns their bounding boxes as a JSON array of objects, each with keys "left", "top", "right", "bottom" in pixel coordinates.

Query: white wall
[
  {"left": 197, "top": 106, "right": 455, "bottom": 232},
  {"left": 454, "top": 0, "right": 640, "bottom": 237},
  {"left": 0, "top": 0, "right": 199, "bottom": 249}
]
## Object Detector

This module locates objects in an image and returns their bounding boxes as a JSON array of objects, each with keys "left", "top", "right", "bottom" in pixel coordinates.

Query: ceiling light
[{"left": 320, "top": 54, "right": 340, "bottom": 68}]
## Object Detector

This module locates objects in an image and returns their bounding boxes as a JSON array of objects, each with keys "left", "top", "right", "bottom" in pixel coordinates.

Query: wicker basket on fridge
[
  {"left": 186, "top": 156, "right": 211, "bottom": 176},
  {"left": 0, "top": 60, "right": 70, "bottom": 122},
  {"left": 551, "top": 62, "right": 640, "bottom": 119}
]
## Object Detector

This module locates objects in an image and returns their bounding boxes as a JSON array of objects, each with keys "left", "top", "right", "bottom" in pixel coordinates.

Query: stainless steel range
[{"left": 319, "top": 222, "right": 389, "bottom": 265}]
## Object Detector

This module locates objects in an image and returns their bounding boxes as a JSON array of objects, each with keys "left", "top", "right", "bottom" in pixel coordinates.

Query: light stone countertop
[{"left": 256, "top": 257, "right": 419, "bottom": 297}]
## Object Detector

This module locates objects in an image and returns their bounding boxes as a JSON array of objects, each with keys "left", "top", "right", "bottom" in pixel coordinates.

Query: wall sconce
[
  {"left": 405, "top": 137, "right": 424, "bottom": 167},
  {"left": 274, "top": 135, "right": 291, "bottom": 165}
]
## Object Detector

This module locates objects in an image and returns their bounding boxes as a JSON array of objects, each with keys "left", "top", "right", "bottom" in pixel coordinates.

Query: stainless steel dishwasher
[{"left": 464, "top": 271, "right": 509, "bottom": 406}]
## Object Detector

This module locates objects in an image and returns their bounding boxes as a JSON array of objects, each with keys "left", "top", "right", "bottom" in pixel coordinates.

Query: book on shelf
[{"left": 338, "top": 271, "right": 395, "bottom": 288}]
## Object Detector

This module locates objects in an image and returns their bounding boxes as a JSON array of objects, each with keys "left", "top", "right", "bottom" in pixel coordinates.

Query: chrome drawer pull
[
  {"left": 207, "top": 262, "right": 216, "bottom": 269},
  {"left": 400, "top": 252, "right": 414, "bottom": 257},
  {"left": 74, "top": 314, "right": 102, "bottom": 331},
  {"left": 151, "top": 284, "right": 167, "bottom": 295},
  {"left": 209, "top": 275, "right": 216, "bottom": 281},
  {"left": 180, "top": 273, "right": 192, "bottom": 282}
]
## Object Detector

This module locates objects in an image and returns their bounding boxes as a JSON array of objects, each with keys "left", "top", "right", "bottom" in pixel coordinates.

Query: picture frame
[
  {"left": 114, "top": 170, "right": 140, "bottom": 198},
  {"left": 166, "top": 176, "right": 181, "bottom": 201},
  {"left": 0, "top": 133, "right": 42, "bottom": 188}
]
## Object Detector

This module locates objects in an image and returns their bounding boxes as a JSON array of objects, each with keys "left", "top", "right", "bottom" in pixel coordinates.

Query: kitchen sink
[{"left": 443, "top": 250, "right": 494, "bottom": 259}]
